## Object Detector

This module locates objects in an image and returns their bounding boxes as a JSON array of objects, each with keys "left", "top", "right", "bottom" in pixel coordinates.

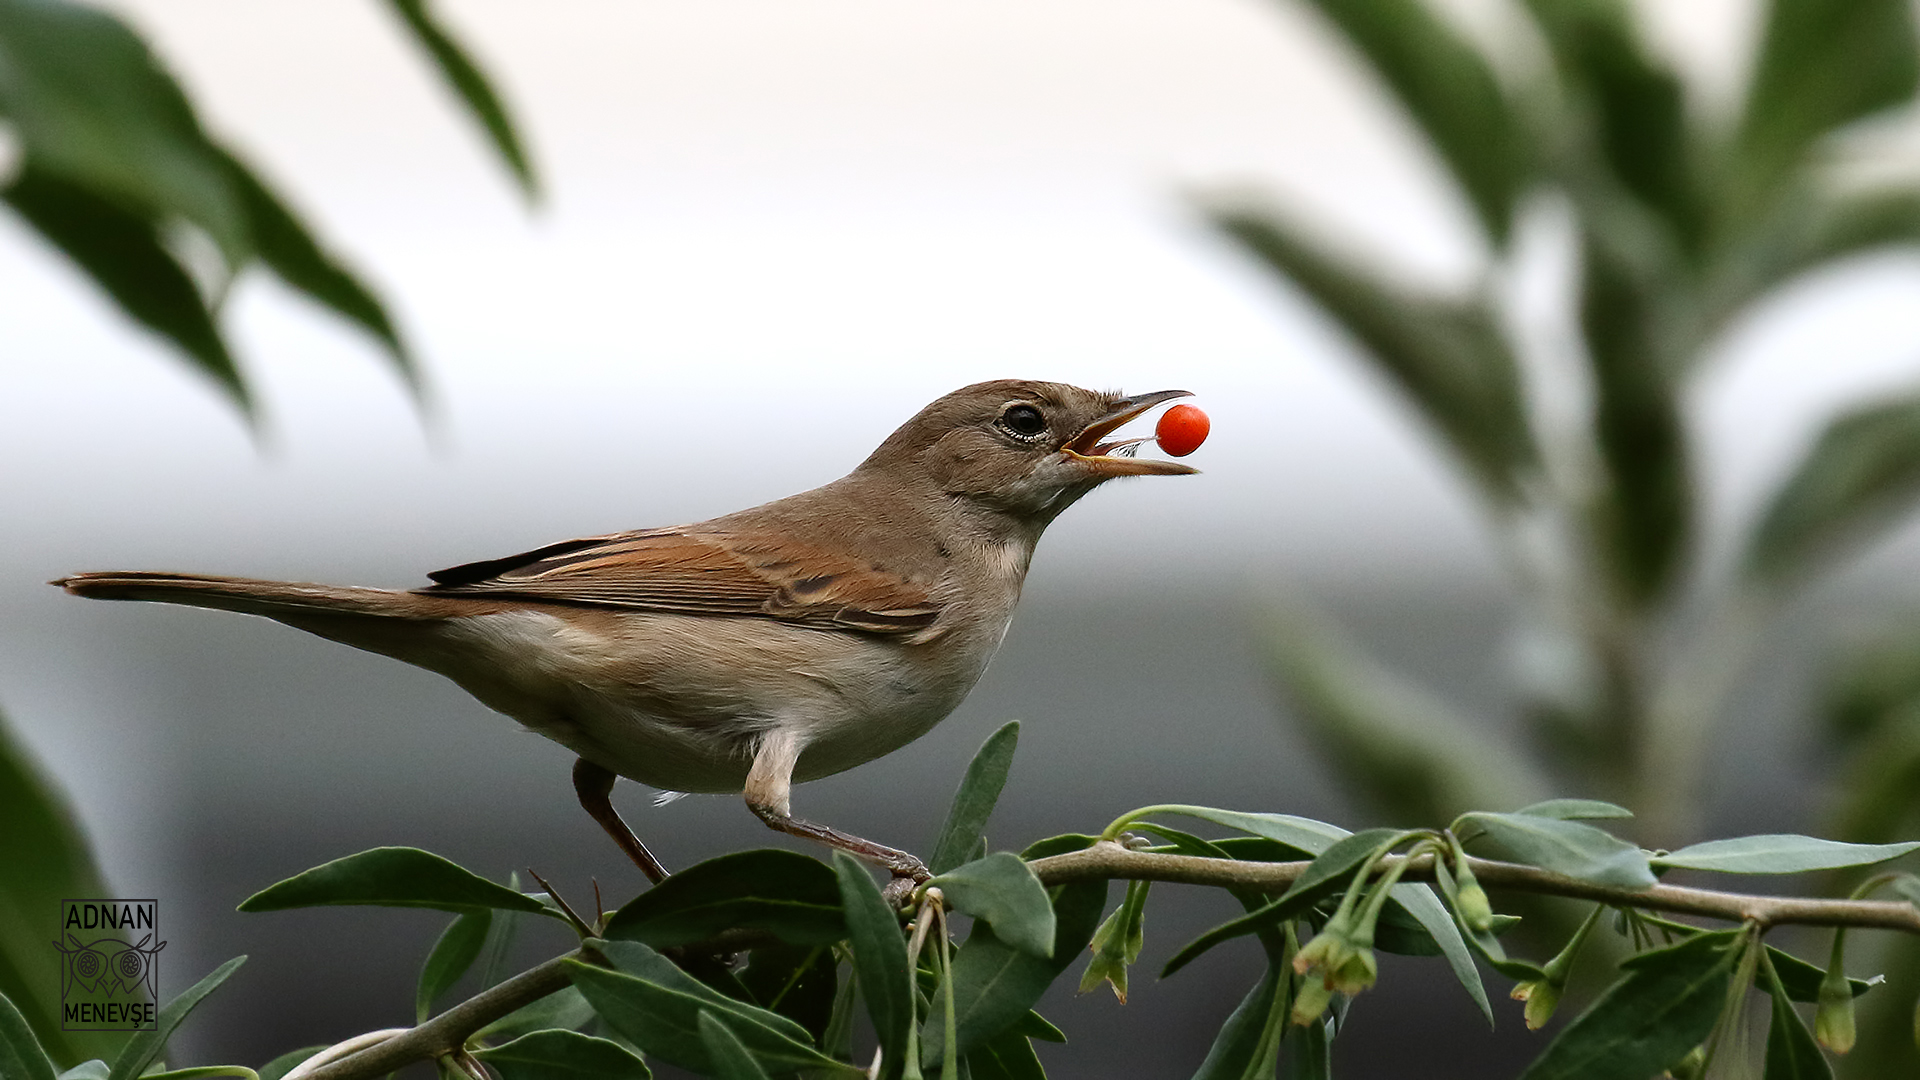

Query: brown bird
[{"left": 57, "top": 380, "right": 1196, "bottom": 886}]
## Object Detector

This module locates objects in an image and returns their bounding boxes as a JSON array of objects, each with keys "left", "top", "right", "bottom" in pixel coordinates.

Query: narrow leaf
[
  {"left": 931, "top": 854, "right": 1056, "bottom": 959},
  {"left": 1011, "top": 1011, "right": 1065, "bottom": 1044},
  {"left": 1285, "top": 1015, "right": 1333, "bottom": 1080},
  {"left": 697, "top": 1011, "right": 774, "bottom": 1080},
  {"left": 0, "top": 990, "right": 55, "bottom": 1080},
  {"left": 1210, "top": 206, "right": 1536, "bottom": 501},
  {"left": 963, "top": 1026, "right": 1046, "bottom": 1080},
  {"left": 382, "top": 0, "right": 538, "bottom": 198},
  {"left": 1745, "top": 396, "right": 1920, "bottom": 588},
  {"left": 834, "top": 852, "right": 912, "bottom": 1079},
  {"left": 1518, "top": 931, "right": 1741, "bottom": 1080},
  {"left": 238, "top": 847, "right": 548, "bottom": 914},
  {"left": 1131, "top": 806, "right": 1348, "bottom": 856},
  {"left": 472, "top": 1029, "right": 652, "bottom": 1080},
  {"left": 738, "top": 944, "right": 837, "bottom": 1045},
  {"left": 1458, "top": 811, "right": 1656, "bottom": 889},
  {"left": 1188, "top": 966, "right": 1285, "bottom": 1080},
  {"left": 922, "top": 880, "right": 1108, "bottom": 1065},
  {"left": 1389, "top": 882, "right": 1494, "bottom": 1025},
  {"left": 3, "top": 168, "right": 244, "bottom": 410},
  {"left": 1763, "top": 965, "right": 1834, "bottom": 1080},
  {"left": 604, "top": 849, "right": 843, "bottom": 947},
  {"left": 476, "top": 985, "right": 597, "bottom": 1041},
  {"left": 1515, "top": 799, "right": 1635, "bottom": 821},
  {"left": 1655, "top": 835, "right": 1920, "bottom": 875},
  {"left": 256, "top": 1047, "right": 325, "bottom": 1080},
  {"left": 932, "top": 722, "right": 1020, "bottom": 874},
  {"left": 416, "top": 909, "right": 490, "bottom": 1023},
  {"left": 107, "top": 956, "right": 246, "bottom": 1080},
  {"left": 1431, "top": 858, "right": 1546, "bottom": 982}
]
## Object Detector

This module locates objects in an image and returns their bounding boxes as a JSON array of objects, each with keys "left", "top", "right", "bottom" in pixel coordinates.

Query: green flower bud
[
  {"left": 1289, "top": 973, "right": 1334, "bottom": 1027},
  {"left": 1509, "top": 977, "right": 1562, "bottom": 1031},
  {"left": 1816, "top": 931, "right": 1856, "bottom": 1054},
  {"left": 1453, "top": 864, "right": 1494, "bottom": 934}
]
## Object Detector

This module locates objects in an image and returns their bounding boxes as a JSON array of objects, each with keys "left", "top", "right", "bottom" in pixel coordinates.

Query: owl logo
[{"left": 54, "top": 932, "right": 165, "bottom": 1001}]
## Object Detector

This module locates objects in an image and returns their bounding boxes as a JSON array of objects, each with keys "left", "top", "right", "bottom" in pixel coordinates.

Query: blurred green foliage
[{"left": 1214, "top": 0, "right": 1920, "bottom": 1073}]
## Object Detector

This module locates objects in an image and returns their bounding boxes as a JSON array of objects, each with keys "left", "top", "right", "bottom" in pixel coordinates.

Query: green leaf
[
  {"left": 1430, "top": 858, "right": 1546, "bottom": 983},
  {"left": 1654, "top": 835, "right": 1920, "bottom": 874},
  {"left": 416, "top": 909, "right": 490, "bottom": 1023},
  {"left": 0, "top": 712, "right": 128, "bottom": 1070},
  {"left": 238, "top": 847, "right": 549, "bottom": 915},
  {"left": 1518, "top": 931, "right": 1742, "bottom": 1080},
  {"left": 1763, "top": 961, "right": 1834, "bottom": 1080},
  {"left": 1209, "top": 206, "right": 1536, "bottom": 502},
  {"left": 1010, "top": 1011, "right": 1064, "bottom": 1044},
  {"left": 1128, "top": 806, "right": 1348, "bottom": 856},
  {"left": 834, "top": 853, "right": 912, "bottom": 1079},
  {"left": 1576, "top": 224, "right": 1691, "bottom": 605},
  {"left": 1189, "top": 966, "right": 1286, "bottom": 1080},
  {"left": 931, "top": 722, "right": 1020, "bottom": 875},
  {"left": 473, "top": 1029, "right": 652, "bottom": 1080},
  {"left": 1763, "top": 946, "right": 1880, "bottom": 1003},
  {"left": 604, "top": 849, "right": 843, "bottom": 948},
  {"left": 1284, "top": 1015, "right": 1332, "bottom": 1080},
  {"left": 921, "top": 880, "right": 1108, "bottom": 1065},
  {"left": 1017, "top": 835, "right": 1100, "bottom": 862},
  {"left": 0, "top": 990, "right": 56, "bottom": 1080},
  {"left": 57, "top": 1064, "right": 107, "bottom": 1080},
  {"left": 213, "top": 148, "right": 416, "bottom": 392},
  {"left": 382, "top": 0, "right": 538, "bottom": 199},
  {"left": 476, "top": 986, "right": 596, "bottom": 1041},
  {"left": 0, "top": 0, "right": 248, "bottom": 260},
  {"left": 1300, "top": 0, "right": 1528, "bottom": 243},
  {"left": 696, "top": 1012, "right": 773, "bottom": 1080},
  {"left": 1260, "top": 602, "right": 1550, "bottom": 827},
  {"left": 930, "top": 854, "right": 1056, "bottom": 959},
  {"left": 567, "top": 941, "right": 848, "bottom": 1076},
  {"left": 962, "top": 1026, "right": 1046, "bottom": 1080},
  {"left": 107, "top": 955, "right": 245, "bottom": 1080},
  {"left": 1390, "top": 882, "right": 1495, "bottom": 1026},
  {"left": 1522, "top": 0, "right": 1703, "bottom": 253},
  {"left": 1458, "top": 811, "right": 1656, "bottom": 889},
  {"left": 1514, "top": 799, "right": 1635, "bottom": 821},
  {"left": 1159, "top": 889, "right": 1323, "bottom": 980},
  {"left": 1737, "top": 0, "right": 1919, "bottom": 197},
  {"left": 738, "top": 945, "right": 837, "bottom": 1046},
  {"left": 1078, "top": 880, "right": 1149, "bottom": 1002},
  {"left": 3, "top": 167, "right": 243, "bottom": 409},
  {"left": 1745, "top": 396, "right": 1920, "bottom": 588},
  {"left": 256, "top": 1047, "right": 325, "bottom": 1080}
]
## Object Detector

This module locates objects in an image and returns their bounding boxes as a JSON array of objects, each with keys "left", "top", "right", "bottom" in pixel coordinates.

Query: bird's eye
[{"left": 998, "top": 404, "right": 1047, "bottom": 439}]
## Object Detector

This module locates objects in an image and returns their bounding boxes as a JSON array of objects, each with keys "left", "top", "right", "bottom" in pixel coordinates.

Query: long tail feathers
[{"left": 54, "top": 571, "right": 445, "bottom": 620}]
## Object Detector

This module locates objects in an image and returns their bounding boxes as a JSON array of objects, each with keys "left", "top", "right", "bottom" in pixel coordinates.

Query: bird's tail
[{"left": 55, "top": 571, "right": 440, "bottom": 619}]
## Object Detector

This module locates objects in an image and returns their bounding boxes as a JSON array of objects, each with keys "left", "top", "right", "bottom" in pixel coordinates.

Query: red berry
[{"left": 1155, "top": 404, "right": 1209, "bottom": 457}]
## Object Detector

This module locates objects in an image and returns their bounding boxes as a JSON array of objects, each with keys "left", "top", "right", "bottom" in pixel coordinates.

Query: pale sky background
[{"left": 6, "top": 0, "right": 1920, "bottom": 948}]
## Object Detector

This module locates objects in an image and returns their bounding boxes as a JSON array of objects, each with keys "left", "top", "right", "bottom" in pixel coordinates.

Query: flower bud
[
  {"left": 1816, "top": 931, "right": 1856, "bottom": 1054},
  {"left": 1510, "top": 977, "right": 1562, "bottom": 1031},
  {"left": 1452, "top": 864, "right": 1494, "bottom": 934},
  {"left": 1289, "top": 973, "right": 1334, "bottom": 1027}
]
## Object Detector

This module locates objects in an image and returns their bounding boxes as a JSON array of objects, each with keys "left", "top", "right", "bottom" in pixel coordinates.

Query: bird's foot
[{"left": 749, "top": 801, "right": 929, "bottom": 884}]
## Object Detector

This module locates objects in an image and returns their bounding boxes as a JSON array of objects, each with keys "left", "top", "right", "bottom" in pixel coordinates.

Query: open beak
[{"left": 1063, "top": 389, "right": 1200, "bottom": 477}]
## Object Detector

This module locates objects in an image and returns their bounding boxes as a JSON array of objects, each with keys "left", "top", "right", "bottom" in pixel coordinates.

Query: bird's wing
[{"left": 420, "top": 528, "right": 944, "bottom": 635}]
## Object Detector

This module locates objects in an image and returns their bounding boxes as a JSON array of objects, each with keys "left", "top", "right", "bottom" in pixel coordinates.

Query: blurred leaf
[
  {"left": 477, "top": 985, "right": 596, "bottom": 1041},
  {"left": 1776, "top": 190, "right": 1920, "bottom": 284},
  {"left": 738, "top": 945, "right": 836, "bottom": 1046},
  {"left": 256, "top": 1046, "right": 325, "bottom": 1080},
  {"left": 382, "top": 0, "right": 538, "bottom": 199},
  {"left": 1578, "top": 225, "right": 1691, "bottom": 606},
  {"left": 1299, "top": 0, "right": 1528, "bottom": 243},
  {"left": 932, "top": 721, "right": 1020, "bottom": 875},
  {"left": 1260, "top": 602, "right": 1550, "bottom": 825},
  {"left": 1285, "top": 1015, "right": 1332, "bottom": 1080},
  {"left": 107, "top": 955, "right": 245, "bottom": 1080},
  {"left": 931, "top": 854, "right": 1056, "bottom": 960},
  {"left": 3, "top": 167, "right": 244, "bottom": 409},
  {"left": 238, "top": 847, "right": 550, "bottom": 915},
  {"left": 1514, "top": 799, "right": 1635, "bottom": 821},
  {"left": 0, "top": 990, "right": 55, "bottom": 1080},
  {"left": 416, "top": 909, "right": 490, "bottom": 1023},
  {"left": 1209, "top": 205, "right": 1536, "bottom": 502},
  {"left": 1823, "top": 629, "right": 1920, "bottom": 745},
  {"left": 568, "top": 940, "right": 847, "bottom": 1075},
  {"left": 0, "top": 711, "right": 126, "bottom": 1069},
  {"left": 1830, "top": 706, "right": 1920, "bottom": 845},
  {"left": 696, "top": 1011, "right": 773, "bottom": 1080},
  {"left": 1655, "top": 835, "right": 1920, "bottom": 875},
  {"left": 213, "top": 148, "right": 416, "bottom": 391},
  {"left": 1522, "top": 0, "right": 1703, "bottom": 254},
  {"left": 1457, "top": 812, "right": 1655, "bottom": 889},
  {"left": 473, "top": 1029, "right": 652, "bottom": 1080},
  {"left": 1763, "top": 958, "right": 1834, "bottom": 1080},
  {"left": 921, "top": 880, "right": 1108, "bottom": 1066},
  {"left": 0, "top": 0, "right": 246, "bottom": 258},
  {"left": 1189, "top": 966, "right": 1286, "bottom": 1080},
  {"left": 1518, "top": 931, "right": 1741, "bottom": 1080},
  {"left": 604, "top": 849, "right": 844, "bottom": 948},
  {"left": 963, "top": 1025, "right": 1047, "bottom": 1080},
  {"left": 1745, "top": 395, "right": 1920, "bottom": 589},
  {"left": 834, "top": 853, "right": 911, "bottom": 1080},
  {"left": 1737, "top": 0, "right": 1919, "bottom": 198}
]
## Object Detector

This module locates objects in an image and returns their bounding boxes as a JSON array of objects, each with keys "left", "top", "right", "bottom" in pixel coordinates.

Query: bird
[{"left": 56, "top": 380, "right": 1197, "bottom": 886}]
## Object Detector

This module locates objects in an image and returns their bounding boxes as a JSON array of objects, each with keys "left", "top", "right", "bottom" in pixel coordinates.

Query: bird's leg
[
  {"left": 745, "top": 729, "right": 930, "bottom": 883},
  {"left": 572, "top": 758, "right": 671, "bottom": 884}
]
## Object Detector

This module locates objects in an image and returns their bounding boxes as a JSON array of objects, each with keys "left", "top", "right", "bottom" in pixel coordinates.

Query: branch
[{"left": 1028, "top": 841, "right": 1920, "bottom": 933}]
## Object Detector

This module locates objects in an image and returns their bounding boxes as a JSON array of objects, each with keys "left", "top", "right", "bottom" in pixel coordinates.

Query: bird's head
[{"left": 861, "top": 380, "right": 1198, "bottom": 526}]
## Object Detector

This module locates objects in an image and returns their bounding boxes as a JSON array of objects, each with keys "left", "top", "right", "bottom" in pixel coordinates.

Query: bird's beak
[{"left": 1062, "top": 390, "right": 1200, "bottom": 477}]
